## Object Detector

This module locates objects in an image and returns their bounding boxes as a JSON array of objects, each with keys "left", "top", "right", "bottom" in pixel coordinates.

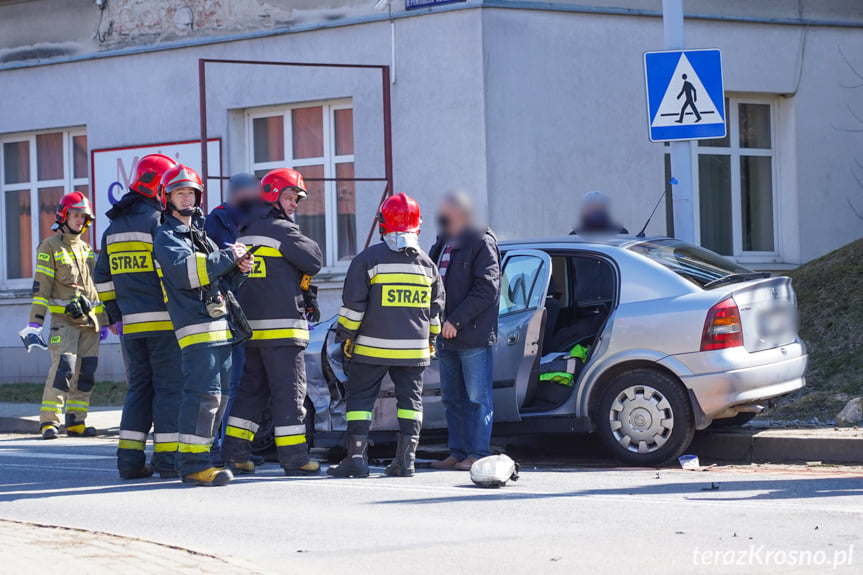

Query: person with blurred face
[
  {"left": 570, "top": 190, "right": 629, "bottom": 235},
  {"left": 429, "top": 191, "right": 501, "bottom": 471}
]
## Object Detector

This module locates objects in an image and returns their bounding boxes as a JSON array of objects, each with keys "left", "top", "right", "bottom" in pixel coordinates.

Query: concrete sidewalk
[{"left": 0, "top": 402, "right": 121, "bottom": 435}]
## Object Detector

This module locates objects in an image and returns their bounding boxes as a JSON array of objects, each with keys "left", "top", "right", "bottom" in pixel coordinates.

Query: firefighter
[
  {"left": 221, "top": 168, "right": 324, "bottom": 476},
  {"left": 20, "top": 191, "right": 108, "bottom": 440},
  {"left": 328, "top": 192, "right": 444, "bottom": 478},
  {"left": 153, "top": 164, "right": 253, "bottom": 487},
  {"left": 94, "top": 153, "right": 185, "bottom": 480}
]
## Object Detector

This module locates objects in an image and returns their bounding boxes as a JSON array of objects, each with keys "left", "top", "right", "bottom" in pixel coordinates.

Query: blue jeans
[{"left": 438, "top": 346, "right": 494, "bottom": 460}]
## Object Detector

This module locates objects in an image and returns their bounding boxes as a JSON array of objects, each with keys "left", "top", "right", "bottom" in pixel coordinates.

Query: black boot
[
  {"left": 65, "top": 415, "right": 96, "bottom": 437},
  {"left": 327, "top": 435, "right": 369, "bottom": 478},
  {"left": 119, "top": 464, "right": 154, "bottom": 480},
  {"left": 385, "top": 434, "right": 419, "bottom": 477}
]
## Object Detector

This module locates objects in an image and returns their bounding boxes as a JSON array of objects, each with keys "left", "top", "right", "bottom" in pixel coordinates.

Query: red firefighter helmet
[
  {"left": 378, "top": 193, "right": 421, "bottom": 235},
  {"left": 130, "top": 154, "right": 177, "bottom": 204},
  {"left": 52, "top": 191, "right": 94, "bottom": 232},
  {"left": 261, "top": 168, "right": 307, "bottom": 204},
  {"left": 161, "top": 164, "right": 204, "bottom": 207}
]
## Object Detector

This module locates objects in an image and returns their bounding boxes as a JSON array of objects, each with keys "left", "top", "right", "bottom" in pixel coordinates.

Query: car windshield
[{"left": 627, "top": 238, "right": 753, "bottom": 288}]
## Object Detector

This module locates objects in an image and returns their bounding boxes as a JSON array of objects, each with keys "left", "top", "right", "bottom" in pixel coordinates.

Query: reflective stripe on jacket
[
  {"left": 336, "top": 242, "right": 444, "bottom": 366},
  {"left": 153, "top": 214, "right": 247, "bottom": 350},
  {"left": 30, "top": 232, "right": 106, "bottom": 329},
  {"left": 94, "top": 194, "right": 174, "bottom": 338},
  {"left": 236, "top": 205, "right": 323, "bottom": 348}
]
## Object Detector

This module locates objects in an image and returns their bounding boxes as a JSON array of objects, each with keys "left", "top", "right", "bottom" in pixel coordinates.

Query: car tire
[
  {"left": 709, "top": 412, "right": 756, "bottom": 428},
  {"left": 596, "top": 368, "right": 694, "bottom": 466}
]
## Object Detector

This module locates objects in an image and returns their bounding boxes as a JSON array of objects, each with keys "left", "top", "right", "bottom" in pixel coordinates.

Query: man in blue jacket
[
  {"left": 429, "top": 191, "right": 501, "bottom": 471},
  {"left": 154, "top": 164, "right": 252, "bottom": 486},
  {"left": 204, "top": 173, "right": 262, "bottom": 465}
]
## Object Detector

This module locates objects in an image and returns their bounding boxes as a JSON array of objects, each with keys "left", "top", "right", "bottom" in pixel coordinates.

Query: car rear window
[{"left": 627, "top": 239, "right": 753, "bottom": 288}]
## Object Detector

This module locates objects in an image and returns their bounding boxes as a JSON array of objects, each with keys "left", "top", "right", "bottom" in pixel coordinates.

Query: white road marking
[{"left": 0, "top": 451, "right": 113, "bottom": 460}]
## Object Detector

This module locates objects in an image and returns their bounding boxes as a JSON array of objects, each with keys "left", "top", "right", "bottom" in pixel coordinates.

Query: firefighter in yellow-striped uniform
[
  {"left": 94, "top": 154, "right": 185, "bottom": 480},
  {"left": 328, "top": 193, "right": 444, "bottom": 478},
  {"left": 19, "top": 191, "right": 108, "bottom": 440},
  {"left": 221, "top": 168, "right": 324, "bottom": 476},
  {"left": 153, "top": 164, "right": 253, "bottom": 487}
]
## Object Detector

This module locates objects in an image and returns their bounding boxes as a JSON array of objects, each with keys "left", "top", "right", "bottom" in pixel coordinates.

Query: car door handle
[{"left": 506, "top": 332, "right": 519, "bottom": 345}]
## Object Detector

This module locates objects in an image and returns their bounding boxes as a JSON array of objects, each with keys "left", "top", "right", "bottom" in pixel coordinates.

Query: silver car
[{"left": 297, "top": 236, "right": 807, "bottom": 466}]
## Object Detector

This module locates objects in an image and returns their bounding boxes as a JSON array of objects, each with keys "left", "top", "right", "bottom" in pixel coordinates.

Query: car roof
[{"left": 499, "top": 235, "right": 666, "bottom": 249}]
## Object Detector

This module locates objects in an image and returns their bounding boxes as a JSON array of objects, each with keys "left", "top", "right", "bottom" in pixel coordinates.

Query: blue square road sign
[{"left": 644, "top": 49, "right": 726, "bottom": 142}]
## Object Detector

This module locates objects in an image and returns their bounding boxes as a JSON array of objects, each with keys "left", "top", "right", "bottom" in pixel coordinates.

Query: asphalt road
[{"left": 1, "top": 434, "right": 861, "bottom": 575}]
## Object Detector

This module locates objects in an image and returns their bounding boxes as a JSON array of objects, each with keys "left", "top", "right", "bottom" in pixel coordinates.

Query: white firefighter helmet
[{"left": 469, "top": 454, "right": 520, "bottom": 488}]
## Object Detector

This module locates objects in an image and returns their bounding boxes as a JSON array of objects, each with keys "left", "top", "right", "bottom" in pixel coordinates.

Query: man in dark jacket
[
  {"left": 204, "top": 173, "right": 262, "bottom": 465},
  {"left": 429, "top": 191, "right": 501, "bottom": 471}
]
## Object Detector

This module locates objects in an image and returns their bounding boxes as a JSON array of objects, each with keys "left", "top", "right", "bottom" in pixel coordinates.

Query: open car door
[{"left": 492, "top": 249, "right": 552, "bottom": 422}]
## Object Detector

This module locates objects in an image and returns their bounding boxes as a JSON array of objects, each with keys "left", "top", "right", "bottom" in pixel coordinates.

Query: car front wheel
[{"left": 597, "top": 369, "right": 694, "bottom": 466}]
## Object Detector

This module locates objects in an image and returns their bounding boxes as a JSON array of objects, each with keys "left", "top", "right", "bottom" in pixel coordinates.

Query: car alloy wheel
[{"left": 607, "top": 384, "right": 674, "bottom": 454}]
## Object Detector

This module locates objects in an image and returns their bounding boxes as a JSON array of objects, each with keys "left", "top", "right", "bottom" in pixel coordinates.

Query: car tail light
[{"left": 701, "top": 298, "right": 743, "bottom": 351}]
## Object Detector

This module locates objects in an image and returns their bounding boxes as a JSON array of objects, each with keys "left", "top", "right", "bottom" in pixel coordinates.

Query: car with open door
[{"left": 295, "top": 236, "right": 807, "bottom": 466}]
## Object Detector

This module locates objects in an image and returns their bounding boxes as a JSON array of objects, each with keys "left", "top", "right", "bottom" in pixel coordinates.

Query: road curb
[
  {"left": 690, "top": 429, "right": 863, "bottom": 464},
  {"left": 0, "top": 417, "right": 40, "bottom": 435}
]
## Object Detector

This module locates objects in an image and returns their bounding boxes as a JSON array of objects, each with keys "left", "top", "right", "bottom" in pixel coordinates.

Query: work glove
[
  {"left": 100, "top": 326, "right": 109, "bottom": 341},
  {"left": 342, "top": 338, "right": 354, "bottom": 360},
  {"left": 18, "top": 323, "right": 47, "bottom": 353},
  {"left": 303, "top": 284, "right": 321, "bottom": 323}
]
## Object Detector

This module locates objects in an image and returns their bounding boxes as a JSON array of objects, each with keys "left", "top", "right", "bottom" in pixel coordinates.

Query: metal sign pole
[{"left": 663, "top": 0, "right": 695, "bottom": 243}]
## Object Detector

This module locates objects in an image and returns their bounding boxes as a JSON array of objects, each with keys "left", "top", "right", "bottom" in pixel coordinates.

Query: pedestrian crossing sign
[{"left": 643, "top": 49, "right": 725, "bottom": 142}]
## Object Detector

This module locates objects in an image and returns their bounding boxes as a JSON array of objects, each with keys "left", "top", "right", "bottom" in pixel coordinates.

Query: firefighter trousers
[
  {"left": 177, "top": 343, "right": 231, "bottom": 475},
  {"left": 345, "top": 363, "right": 424, "bottom": 437},
  {"left": 223, "top": 346, "right": 310, "bottom": 469},
  {"left": 117, "top": 334, "right": 184, "bottom": 474},
  {"left": 39, "top": 323, "right": 100, "bottom": 431}
]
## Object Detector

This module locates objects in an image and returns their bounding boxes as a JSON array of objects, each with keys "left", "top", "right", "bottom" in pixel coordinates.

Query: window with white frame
[
  {"left": 1, "top": 129, "right": 89, "bottom": 290},
  {"left": 248, "top": 101, "right": 356, "bottom": 269},
  {"left": 665, "top": 97, "right": 777, "bottom": 259}
]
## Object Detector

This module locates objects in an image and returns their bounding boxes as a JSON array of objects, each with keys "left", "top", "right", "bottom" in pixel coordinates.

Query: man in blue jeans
[{"left": 429, "top": 192, "right": 501, "bottom": 471}]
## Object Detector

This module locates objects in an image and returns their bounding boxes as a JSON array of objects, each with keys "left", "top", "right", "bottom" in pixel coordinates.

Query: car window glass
[
  {"left": 627, "top": 238, "right": 752, "bottom": 287},
  {"left": 499, "top": 255, "right": 545, "bottom": 315}
]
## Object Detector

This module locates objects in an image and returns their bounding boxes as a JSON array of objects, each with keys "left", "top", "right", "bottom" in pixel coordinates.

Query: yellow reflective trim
[
  {"left": 254, "top": 246, "right": 282, "bottom": 258},
  {"left": 48, "top": 305, "right": 66, "bottom": 314},
  {"left": 106, "top": 241, "right": 152, "bottom": 254},
  {"left": 94, "top": 304, "right": 105, "bottom": 314},
  {"left": 153, "top": 442, "right": 178, "bottom": 452},
  {"left": 249, "top": 257, "right": 266, "bottom": 278},
  {"left": 123, "top": 321, "right": 174, "bottom": 334},
  {"left": 38, "top": 252, "right": 50, "bottom": 262},
  {"left": 99, "top": 291, "right": 116, "bottom": 301},
  {"left": 225, "top": 426, "right": 255, "bottom": 442},
  {"left": 178, "top": 443, "right": 211, "bottom": 454},
  {"left": 110, "top": 252, "right": 154, "bottom": 274},
  {"left": 370, "top": 273, "right": 433, "bottom": 287},
  {"left": 195, "top": 253, "right": 209, "bottom": 287},
  {"left": 429, "top": 323, "right": 441, "bottom": 335},
  {"left": 178, "top": 330, "right": 231, "bottom": 349},
  {"left": 338, "top": 316, "right": 361, "bottom": 330},
  {"left": 397, "top": 409, "right": 422, "bottom": 420},
  {"left": 66, "top": 400, "right": 89, "bottom": 406},
  {"left": 118, "top": 439, "right": 146, "bottom": 450},
  {"left": 346, "top": 411, "right": 373, "bottom": 421},
  {"left": 32, "top": 296, "right": 49, "bottom": 307},
  {"left": 275, "top": 434, "right": 306, "bottom": 447},
  {"left": 353, "top": 345, "right": 430, "bottom": 360},
  {"left": 35, "top": 265, "right": 55, "bottom": 277},
  {"left": 250, "top": 328, "right": 309, "bottom": 342}
]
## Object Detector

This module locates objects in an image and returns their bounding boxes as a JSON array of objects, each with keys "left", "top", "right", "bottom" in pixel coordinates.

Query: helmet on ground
[
  {"left": 162, "top": 163, "right": 204, "bottom": 206},
  {"left": 378, "top": 192, "right": 421, "bottom": 235},
  {"left": 469, "top": 454, "right": 520, "bottom": 488},
  {"left": 53, "top": 191, "right": 94, "bottom": 233},
  {"left": 131, "top": 154, "right": 177, "bottom": 205},
  {"left": 261, "top": 168, "right": 307, "bottom": 204}
]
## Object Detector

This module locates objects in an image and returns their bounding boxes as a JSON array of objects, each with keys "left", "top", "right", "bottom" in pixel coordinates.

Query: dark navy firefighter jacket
[
  {"left": 336, "top": 241, "right": 445, "bottom": 367},
  {"left": 94, "top": 193, "right": 174, "bottom": 338},
  {"left": 153, "top": 214, "right": 247, "bottom": 350},
  {"left": 236, "top": 204, "right": 323, "bottom": 348}
]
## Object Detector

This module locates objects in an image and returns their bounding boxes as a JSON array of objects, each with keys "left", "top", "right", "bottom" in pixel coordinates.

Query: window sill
[{"left": 0, "top": 290, "right": 33, "bottom": 303}]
